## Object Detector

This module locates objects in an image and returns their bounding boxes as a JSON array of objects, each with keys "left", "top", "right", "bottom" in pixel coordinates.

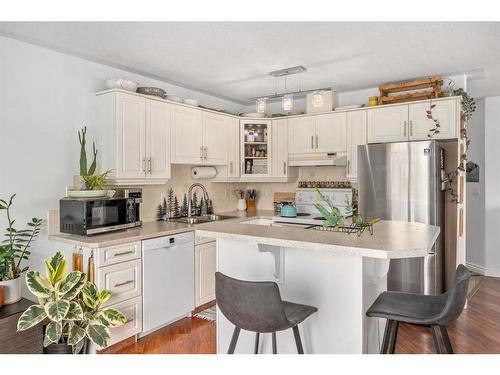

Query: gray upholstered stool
[
  {"left": 366, "top": 264, "right": 470, "bottom": 354},
  {"left": 215, "top": 272, "right": 318, "bottom": 354}
]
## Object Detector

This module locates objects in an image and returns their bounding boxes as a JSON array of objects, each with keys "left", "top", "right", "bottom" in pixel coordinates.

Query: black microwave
[{"left": 60, "top": 190, "right": 142, "bottom": 236}]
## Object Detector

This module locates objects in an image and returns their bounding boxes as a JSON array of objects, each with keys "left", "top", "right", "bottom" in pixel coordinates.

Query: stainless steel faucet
[{"left": 187, "top": 183, "right": 209, "bottom": 218}]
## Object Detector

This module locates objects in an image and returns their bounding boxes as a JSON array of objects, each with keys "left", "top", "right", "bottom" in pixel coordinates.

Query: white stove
[{"left": 273, "top": 188, "right": 353, "bottom": 227}]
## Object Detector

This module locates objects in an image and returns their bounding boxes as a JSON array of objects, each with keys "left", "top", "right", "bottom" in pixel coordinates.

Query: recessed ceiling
[{"left": 1, "top": 22, "right": 499, "bottom": 103}]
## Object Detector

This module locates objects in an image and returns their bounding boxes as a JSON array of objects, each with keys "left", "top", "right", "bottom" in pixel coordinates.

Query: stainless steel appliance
[
  {"left": 358, "top": 141, "right": 444, "bottom": 295},
  {"left": 59, "top": 188, "right": 142, "bottom": 235}
]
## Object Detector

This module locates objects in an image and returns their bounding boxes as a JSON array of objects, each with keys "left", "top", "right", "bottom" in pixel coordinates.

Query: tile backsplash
[{"left": 140, "top": 165, "right": 348, "bottom": 222}]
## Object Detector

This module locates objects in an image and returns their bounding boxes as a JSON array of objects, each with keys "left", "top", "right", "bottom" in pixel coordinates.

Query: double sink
[{"left": 170, "top": 214, "right": 237, "bottom": 225}]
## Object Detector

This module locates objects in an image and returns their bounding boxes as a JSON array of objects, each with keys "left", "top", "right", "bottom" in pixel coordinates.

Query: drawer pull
[
  {"left": 114, "top": 280, "right": 134, "bottom": 288},
  {"left": 113, "top": 250, "right": 134, "bottom": 257}
]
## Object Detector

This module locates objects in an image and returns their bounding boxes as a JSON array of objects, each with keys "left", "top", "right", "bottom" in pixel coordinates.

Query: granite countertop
[
  {"left": 195, "top": 216, "right": 440, "bottom": 259},
  {"left": 49, "top": 209, "right": 267, "bottom": 248}
]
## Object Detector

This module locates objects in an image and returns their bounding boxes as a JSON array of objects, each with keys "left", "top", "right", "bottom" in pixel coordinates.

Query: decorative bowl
[
  {"left": 105, "top": 78, "right": 138, "bottom": 92},
  {"left": 67, "top": 190, "right": 108, "bottom": 198},
  {"left": 137, "top": 87, "right": 167, "bottom": 98},
  {"left": 183, "top": 98, "right": 199, "bottom": 106}
]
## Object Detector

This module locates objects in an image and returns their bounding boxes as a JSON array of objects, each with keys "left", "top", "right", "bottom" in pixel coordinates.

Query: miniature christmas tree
[
  {"left": 207, "top": 198, "right": 213, "bottom": 215},
  {"left": 200, "top": 197, "right": 207, "bottom": 215},
  {"left": 167, "top": 188, "right": 175, "bottom": 218},
  {"left": 157, "top": 204, "right": 164, "bottom": 220},
  {"left": 181, "top": 193, "right": 189, "bottom": 217},
  {"left": 162, "top": 197, "right": 167, "bottom": 219},
  {"left": 191, "top": 191, "right": 198, "bottom": 216},
  {"left": 173, "top": 196, "right": 180, "bottom": 218}
]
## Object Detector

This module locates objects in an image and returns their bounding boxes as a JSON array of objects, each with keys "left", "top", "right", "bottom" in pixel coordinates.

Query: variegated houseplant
[{"left": 17, "top": 251, "right": 127, "bottom": 353}]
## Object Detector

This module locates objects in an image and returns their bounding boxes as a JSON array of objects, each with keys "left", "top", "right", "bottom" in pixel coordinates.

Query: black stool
[
  {"left": 366, "top": 264, "right": 470, "bottom": 354},
  {"left": 215, "top": 272, "right": 318, "bottom": 354}
]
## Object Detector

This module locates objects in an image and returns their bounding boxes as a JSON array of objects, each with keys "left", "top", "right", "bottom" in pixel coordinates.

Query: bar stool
[
  {"left": 366, "top": 264, "right": 470, "bottom": 354},
  {"left": 215, "top": 272, "right": 318, "bottom": 354}
]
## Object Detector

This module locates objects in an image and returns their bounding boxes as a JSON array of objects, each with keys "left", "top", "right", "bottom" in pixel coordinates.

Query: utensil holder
[{"left": 237, "top": 199, "right": 247, "bottom": 211}]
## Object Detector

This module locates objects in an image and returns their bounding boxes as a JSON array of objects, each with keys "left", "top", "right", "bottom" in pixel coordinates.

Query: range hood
[{"left": 288, "top": 152, "right": 347, "bottom": 167}]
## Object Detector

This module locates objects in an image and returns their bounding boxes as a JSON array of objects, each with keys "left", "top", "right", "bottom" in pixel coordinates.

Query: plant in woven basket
[{"left": 17, "top": 251, "right": 126, "bottom": 353}]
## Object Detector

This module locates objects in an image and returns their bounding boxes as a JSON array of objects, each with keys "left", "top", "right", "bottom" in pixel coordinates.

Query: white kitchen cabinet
[
  {"left": 272, "top": 119, "right": 298, "bottom": 179},
  {"left": 115, "top": 93, "right": 147, "bottom": 179},
  {"left": 408, "top": 99, "right": 457, "bottom": 140},
  {"left": 241, "top": 120, "right": 272, "bottom": 178},
  {"left": 203, "top": 112, "right": 228, "bottom": 165},
  {"left": 288, "top": 117, "right": 316, "bottom": 154},
  {"left": 195, "top": 240, "right": 216, "bottom": 307},
  {"left": 146, "top": 100, "right": 171, "bottom": 180},
  {"left": 96, "top": 91, "right": 171, "bottom": 184},
  {"left": 171, "top": 106, "right": 228, "bottom": 165},
  {"left": 170, "top": 105, "right": 203, "bottom": 164},
  {"left": 227, "top": 118, "right": 240, "bottom": 178},
  {"left": 346, "top": 110, "right": 367, "bottom": 182},
  {"left": 288, "top": 113, "right": 346, "bottom": 154},
  {"left": 367, "top": 105, "right": 408, "bottom": 143},
  {"left": 315, "top": 112, "right": 347, "bottom": 153},
  {"left": 107, "top": 296, "right": 143, "bottom": 347},
  {"left": 97, "top": 258, "right": 142, "bottom": 307}
]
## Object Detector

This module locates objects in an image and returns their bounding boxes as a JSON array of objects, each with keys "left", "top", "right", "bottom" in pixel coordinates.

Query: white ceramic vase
[
  {"left": 237, "top": 199, "right": 247, "bottom": 211},
  {"left": 0, "top": 277, "right": 22, "bottom": 305}
]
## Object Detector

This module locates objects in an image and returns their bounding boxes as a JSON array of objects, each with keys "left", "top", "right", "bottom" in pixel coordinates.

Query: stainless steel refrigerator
[{"left": 358, "top": 140, "right": 444, "bottom": 295}]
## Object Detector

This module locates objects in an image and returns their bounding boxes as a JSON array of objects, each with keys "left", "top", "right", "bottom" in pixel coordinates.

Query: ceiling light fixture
[
  {"left": 256, "top": 97, "right": 267, "bottom": 113},
  {"left": 282, "top": 76, "right": 293, "bottom": 112},
  {"left": 312, "top": 91, "right": 324, "bottom": 108}
]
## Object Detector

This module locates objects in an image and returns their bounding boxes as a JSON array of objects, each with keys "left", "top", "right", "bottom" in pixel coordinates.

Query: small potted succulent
[
  {"left": 0, "top": 194, "right": 42, "bottom": 304},
  {"left": 17, "top": 251, "right": 126, "bottom": 354}
]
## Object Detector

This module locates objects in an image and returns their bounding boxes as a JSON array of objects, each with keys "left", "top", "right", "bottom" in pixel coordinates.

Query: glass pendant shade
[
  {"left": 312, "top": 91, "right": 324, "bottom": 107},
  {"left": 282, "top": 94, "right": 293, "bottom": 112},
  {"left": 256, "top": 97, "right": 267, "bottom": 113}
]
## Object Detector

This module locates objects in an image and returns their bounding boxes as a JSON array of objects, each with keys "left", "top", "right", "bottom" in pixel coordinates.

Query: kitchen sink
[{"left": 170, "top": 214, "right": 237, "bottom": 224}]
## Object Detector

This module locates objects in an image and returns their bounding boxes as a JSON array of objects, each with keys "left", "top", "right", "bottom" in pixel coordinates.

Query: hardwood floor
[{"left": 110, "top": 277, "right": 500, "bottom": 354}]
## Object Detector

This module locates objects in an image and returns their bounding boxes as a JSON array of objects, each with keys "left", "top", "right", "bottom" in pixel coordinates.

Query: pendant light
[
  {"left": 282, "top": 76, "right": 294, "bottom": 112},
  {"left": 312, "top": 91, "right": 324, "bottom": 108},
  {"left": 256, "top": 97, "right": 267, "bottom": 113}
]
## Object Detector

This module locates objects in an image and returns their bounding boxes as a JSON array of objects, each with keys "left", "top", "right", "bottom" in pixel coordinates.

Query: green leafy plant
[
  {"left": 82, "top": 170, "right": 111, "bottom": 191},
  {"left": 314, "top": 188, "right": 350, "bottom": 228},
  {"left": 78, "top": 126, "right": 98, "bottom": 177},
  {"left": 0, "top": 194, "right": 42, "bottom": 281},
  {"left": 17, "top": 251, "right": 126, "bottom": 353}
]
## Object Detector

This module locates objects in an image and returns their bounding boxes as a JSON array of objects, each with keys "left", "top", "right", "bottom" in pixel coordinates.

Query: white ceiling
[{"left": 1, "top": 22, "right": 499, "bottom": 103}]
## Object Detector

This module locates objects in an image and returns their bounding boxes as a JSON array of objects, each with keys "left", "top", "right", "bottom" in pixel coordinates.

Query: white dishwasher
[{"left": 142, "top": 231, "right": 195, "bottom": 336}]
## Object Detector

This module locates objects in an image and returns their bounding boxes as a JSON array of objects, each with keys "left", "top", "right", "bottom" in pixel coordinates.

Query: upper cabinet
[
  {"left": 288, "top": 113, "right": 347, "bottom": 154},
  {"left": 367, "top": 97, "right": 460, "bottom": 144},
  {"left": 346, "top": 110, "right": 367, "bottom": 182},
  {"left": 271, "top": 119, "right": 298, "bottom": 179},
  {"left": 241, "top": 120, "right": 272, "bottom": 178},
  {"left": 171, "top": 107, "right": 227, "bottom": 165},
  {"left": 226, "top": 118, "right": 240, "bottom": 178},
  {"left": 97, "top": 91, "right": 171, "bottom": 184}
]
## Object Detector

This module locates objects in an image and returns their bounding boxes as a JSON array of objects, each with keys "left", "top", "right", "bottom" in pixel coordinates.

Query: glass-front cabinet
[{"left": 240, "top": 120, "right": 272, "bottom": 178}]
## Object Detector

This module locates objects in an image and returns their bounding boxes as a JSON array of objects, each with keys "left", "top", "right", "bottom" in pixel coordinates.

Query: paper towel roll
[{"left": 191, "top": 166, "right": 217, "bottom": 179}]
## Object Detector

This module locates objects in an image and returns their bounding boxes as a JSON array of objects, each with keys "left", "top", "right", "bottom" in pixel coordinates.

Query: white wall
[
  {"left": 484, "top": 96, "right": 500, "bottom": 277},
  {"left": 466, "top": 99, "right": 486, "bottom": 271},
  {"left": 0, "top": 36, "right": 244, "bottom": 296}
]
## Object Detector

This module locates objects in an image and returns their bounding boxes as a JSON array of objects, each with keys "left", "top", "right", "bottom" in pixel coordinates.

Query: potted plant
[
  {"left": 17, "top": 251, "right": 127, "bottom": 354},
  {"left": 0, "top": 194, "right": 42, "bottom": 304}
]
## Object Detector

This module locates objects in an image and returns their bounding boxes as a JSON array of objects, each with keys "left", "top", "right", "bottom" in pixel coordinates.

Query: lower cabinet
[
  {"left": 107, "top": 296, "right": 143, "bottom": 347},
  {"left": 195, "top": 240, "right": 216, "bottom": 307}
]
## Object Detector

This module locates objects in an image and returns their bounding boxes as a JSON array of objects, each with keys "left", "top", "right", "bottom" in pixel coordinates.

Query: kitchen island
[{"left": 196, "top": 214, "right": 440, "bottom": 354}]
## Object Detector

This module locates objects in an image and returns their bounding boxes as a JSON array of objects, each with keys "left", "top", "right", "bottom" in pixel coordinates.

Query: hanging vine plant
[{"left": 426, "top": 78, "right": 476, "bottom": 203}]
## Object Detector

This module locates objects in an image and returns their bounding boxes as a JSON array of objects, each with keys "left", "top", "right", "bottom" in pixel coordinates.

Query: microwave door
[{"left": 85, "top": 200, "right": 127, "bottom": 231}]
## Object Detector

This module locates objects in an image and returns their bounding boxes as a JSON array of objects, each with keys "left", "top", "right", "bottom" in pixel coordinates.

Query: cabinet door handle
[
  {"left": 403, "top": 121, "right": 407, "bottom": 137},
  {"left": 410, "top": 120, "right": 413, "bottom": 136},
  {"left": 229, "top": 161, "right": 233, "bottom": 174},
  {"left": 315, "top": 135, "right": 319, "bottom": 149},
  {"left": 283, "top": 161, "right": 286, "bottom": 175},
  {"left": 311, "top": 136, "right": 314, "bottom": 149},
  {"left": 204, "top": 146, "right": 208, "bottom": 160},
  {"left": 142, "top": 158, "right": 146, "bottom": 172},
  {"left": 114, "top": 280, "right": 134, "bottom": 288},
  {"left": 148, "top": 158, "right": 152, "bottom": 173},
  {"left": 113, "top": 250, "right": 134, "bottom": 257},
  {"left": 200, "top": 146, "right": 203, "bottom": 160},
  {"left": 347, "top": 160, "right": 350, "bottom": 173}
]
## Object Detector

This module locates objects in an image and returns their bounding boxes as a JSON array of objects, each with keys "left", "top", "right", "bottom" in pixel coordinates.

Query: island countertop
[{"left": 195, "top": 215, "right": 440, "bottom": 259}]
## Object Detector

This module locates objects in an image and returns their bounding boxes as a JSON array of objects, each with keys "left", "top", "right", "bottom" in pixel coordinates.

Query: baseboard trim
[{"left": 466, "top": 262, "right": 500, "bottom": 278}]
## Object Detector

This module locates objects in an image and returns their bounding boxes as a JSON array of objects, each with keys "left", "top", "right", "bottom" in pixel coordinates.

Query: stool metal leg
[
  {"left": 389, "top": 321, "right": 399, "bottom": 354},
  {"left": 292, "top": 326, "right": 304, "bottom": 354},
  {"left": 439, "top": 326, "right": 454, "bottom": 354},
  {"left": 254, "top": 332, "right": 260, "bottom": 354},
  {"left": 227, "top": 327, "right": 241, "bottom": 354},
  {"left": 380, "top": 320, "right": 392, "bottom": 354},
  {"left": 431, "top": 325, "right": 443, "bottom": 354},
  {"left": 272, "top": 332, "right": 277, "bottom": 354}
]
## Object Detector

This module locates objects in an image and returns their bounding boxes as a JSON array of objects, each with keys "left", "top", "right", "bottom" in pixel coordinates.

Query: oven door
[{"left": 84, "top": 199, "right": 129, "bottom": 234}]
